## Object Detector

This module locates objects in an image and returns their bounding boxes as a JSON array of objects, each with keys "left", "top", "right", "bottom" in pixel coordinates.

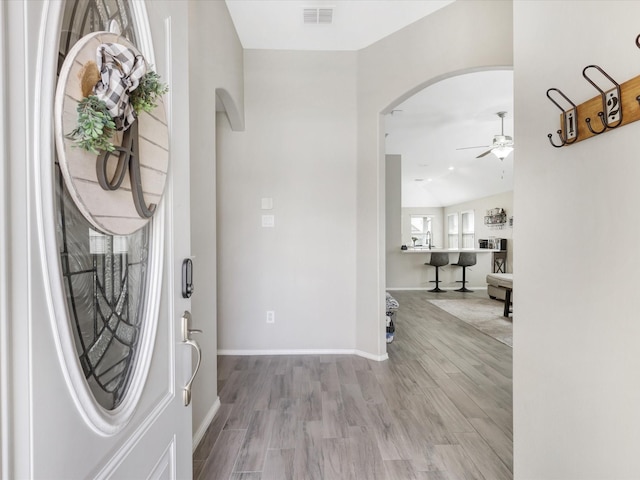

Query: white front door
[{"left": 1, "top": 1, "right": 194, "bottom": 478}]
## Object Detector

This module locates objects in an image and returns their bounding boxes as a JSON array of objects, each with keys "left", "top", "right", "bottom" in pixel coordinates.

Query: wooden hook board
[{"left": 559, "top": 73, "right": 640, "bottom": 144}]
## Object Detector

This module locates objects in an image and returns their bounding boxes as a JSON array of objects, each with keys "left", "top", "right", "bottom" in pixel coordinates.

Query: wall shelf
[{"left": 484, "top": 208, "right": 507, "bottom": 228}]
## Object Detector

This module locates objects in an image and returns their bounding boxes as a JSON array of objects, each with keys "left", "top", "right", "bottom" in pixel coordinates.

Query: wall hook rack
[
  {"left": 582, "top": 65, "right": 622, "bottom": 134},
  {"left": 546, "top": 34, "right": 640, "bottom": 148},
  {"left": 546, "top": 88, "right": 578, "bottom": 147}
]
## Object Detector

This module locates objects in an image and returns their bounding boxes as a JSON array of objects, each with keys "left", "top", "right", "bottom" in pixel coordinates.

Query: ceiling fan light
[{"left": 491, "top": 145, "right": 513, "bottom": 160}]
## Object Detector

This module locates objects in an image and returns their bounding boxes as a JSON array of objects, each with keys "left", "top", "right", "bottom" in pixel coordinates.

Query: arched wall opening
[
  {"left": 354, "top": 0, "right": 513, "bottom": 357},
  {"left": 383, "top": 68, "right": 514, "bottom": 293}
]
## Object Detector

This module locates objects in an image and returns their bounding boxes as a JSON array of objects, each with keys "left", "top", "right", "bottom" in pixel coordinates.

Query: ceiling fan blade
[
  {"left": 476, "top": 149, "right": 493, "bottom": 158},
  {"left": 456, "top": 145, "right": 490, "bottom": 151}
]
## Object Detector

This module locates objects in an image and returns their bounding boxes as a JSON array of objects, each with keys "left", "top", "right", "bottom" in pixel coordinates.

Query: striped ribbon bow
[{"left": 94, "top": 43, "right": 146, "bottom": 131}]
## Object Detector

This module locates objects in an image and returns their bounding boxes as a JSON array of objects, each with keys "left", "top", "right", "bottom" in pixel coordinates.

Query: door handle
[{"left": 181, "top": 311, "right": 202, "bottom": 406}]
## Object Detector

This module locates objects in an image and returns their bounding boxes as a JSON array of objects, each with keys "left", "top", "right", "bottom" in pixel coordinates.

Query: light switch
[
  {"left": 261, "top": 197, "right": 273, "bottom": 210},
  {"left": 262, "top": 215, "right": 275, "bottom": 227}
]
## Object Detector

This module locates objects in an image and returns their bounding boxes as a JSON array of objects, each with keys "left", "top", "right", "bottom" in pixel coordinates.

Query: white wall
[
  {"left": 188, "top": 0, "right": 244, "bottom": 444},
  {"left": 217, "top": 49, "right": 358, "bottom": 353},
  {"left": 514, "top": 2, "right": 640, "bottom": 478}
]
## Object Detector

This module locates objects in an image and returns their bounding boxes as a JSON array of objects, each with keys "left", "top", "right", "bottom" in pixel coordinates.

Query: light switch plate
[
  {"left": 261, "top": 197, "right": 273, "bottom": 210},
  {"left": 262, "top": 215, "right": 275, "bottom": 227}
]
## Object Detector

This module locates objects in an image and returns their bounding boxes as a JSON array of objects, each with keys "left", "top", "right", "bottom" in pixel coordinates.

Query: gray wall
[
  {"left": 216, "top": 1, "right": 513, "bottom": 359},
  {"left": 188, "top": 0, "right": 244, "bottom": 444},
  {"left": 218, "top": 1, "right": 512, "bottom": 359},
  {"left": 514, "top": 1, "right": 640, "bottom": 477},
  {"left": 217, "top": 49, "right": 358, "bottom": 353}
]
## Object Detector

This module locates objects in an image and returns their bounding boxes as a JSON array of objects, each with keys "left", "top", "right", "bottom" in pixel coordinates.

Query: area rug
[{"left": 428, "top": 298, "right": 513, "bottom": 347}]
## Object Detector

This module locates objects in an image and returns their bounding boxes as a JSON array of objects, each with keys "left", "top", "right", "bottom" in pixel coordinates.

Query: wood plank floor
[{"left": 194, "top": 290, "right": 513, "bottom": 480}]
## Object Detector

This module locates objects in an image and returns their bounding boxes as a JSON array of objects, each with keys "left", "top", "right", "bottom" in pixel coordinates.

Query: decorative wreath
[{"left": 68, "top": 42, "right": 168, "bottom": 154}]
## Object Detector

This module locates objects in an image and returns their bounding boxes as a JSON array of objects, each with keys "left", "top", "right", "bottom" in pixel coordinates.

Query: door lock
[{"left": 182, "top": 258, "right": 194, "bottom": 298}]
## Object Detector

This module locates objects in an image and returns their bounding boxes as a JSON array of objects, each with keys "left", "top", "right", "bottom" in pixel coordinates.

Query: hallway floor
[{"left": 194, "top": 290, "right": 512, "bottom": 479}]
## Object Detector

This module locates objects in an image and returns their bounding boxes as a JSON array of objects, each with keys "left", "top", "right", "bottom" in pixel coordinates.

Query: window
[
  {"left": 461, "top": 210, "right": 475, "bottom": 249},
  {"left": 55, "top": 0, "right": 147, "bottom": 411},
  {"left": 410, "top": 215, "right": 433, "bottom": 246},
  {"left": 447, "top": 213, "right": 459, "bottom": 249}
]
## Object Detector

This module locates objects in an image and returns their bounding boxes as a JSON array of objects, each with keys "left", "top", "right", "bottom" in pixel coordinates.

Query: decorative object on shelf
[
  {"left": 546, "top": 34, "right": 640, "bottom": 147},
  {"left": 55, "top": 30, "right": 170, "bottom": 235},
  {"left": 546, "top": 88, "right": 578, "bottom": 147},
  {"left": 484, "top": 208, "right": 507, "bottom": 228},
  {"left": 457, "top": 111, "right": 514, "bottom": 160}
]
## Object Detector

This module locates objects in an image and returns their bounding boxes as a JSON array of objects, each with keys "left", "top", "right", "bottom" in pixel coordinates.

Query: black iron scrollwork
[{"left": 96, "top": 120, "right": 156, "bottom": 218}]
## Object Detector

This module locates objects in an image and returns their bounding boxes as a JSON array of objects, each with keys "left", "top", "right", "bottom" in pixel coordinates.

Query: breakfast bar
[{"left": 399, "top": 247, "right": 505, "bottom": 291}]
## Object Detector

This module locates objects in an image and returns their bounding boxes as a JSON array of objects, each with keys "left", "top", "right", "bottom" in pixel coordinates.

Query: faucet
[{"left": 426, "top": 231, "right": 432, "bottom": 249}]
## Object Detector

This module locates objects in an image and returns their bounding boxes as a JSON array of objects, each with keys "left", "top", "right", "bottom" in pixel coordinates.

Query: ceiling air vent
[{"left": 303, "top": 7, "right": 333, "bottom": 24}]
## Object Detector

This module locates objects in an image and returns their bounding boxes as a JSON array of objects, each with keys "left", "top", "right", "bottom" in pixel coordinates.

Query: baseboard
[
  {"left": 218, "top": 349, "right": 389, "bottom": 362},
  {"left": 354, "top": 349, "right": 389, "bottom": 361},
  {"left": 192, "top": 397, "right": 220, "bottom": 453}
]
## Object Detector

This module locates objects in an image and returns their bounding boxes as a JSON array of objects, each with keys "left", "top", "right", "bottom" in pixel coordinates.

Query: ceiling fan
[{"left": 457, "top": 111, "right": 514, "bottom": 160}]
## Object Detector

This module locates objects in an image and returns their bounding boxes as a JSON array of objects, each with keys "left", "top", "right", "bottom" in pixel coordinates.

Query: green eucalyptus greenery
[
  {"left": 68, "top": 70, "right": 168, "bottom": 154},
  {"left": 68, "top": 95, "right": 117, "bottom": 155},
  {"left": 130, "top": 71, "right": 169, "bottom": 115}
]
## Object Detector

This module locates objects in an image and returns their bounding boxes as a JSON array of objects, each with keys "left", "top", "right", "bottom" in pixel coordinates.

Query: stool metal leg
[
  {"left": 428, "top": 266, "right": 445, "bottom": 293},
  {"left": 455, "top": 266, "right": 472, "bottom": 292}
]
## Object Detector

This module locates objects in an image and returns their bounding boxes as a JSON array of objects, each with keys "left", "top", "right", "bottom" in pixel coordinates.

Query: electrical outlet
[{"left": 266, "top": 311, "right": 275, "bottom": 324}]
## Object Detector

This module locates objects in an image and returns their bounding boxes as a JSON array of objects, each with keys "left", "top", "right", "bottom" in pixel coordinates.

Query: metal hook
[
  {"left": 546, "top": 88, "right": 578, "bottom": 147},
  {"left": 582, "top": 65, "right": 623, "bottom": 130},
  {"left": 585, "top": 112, "right": 607, "bottom": 135}
]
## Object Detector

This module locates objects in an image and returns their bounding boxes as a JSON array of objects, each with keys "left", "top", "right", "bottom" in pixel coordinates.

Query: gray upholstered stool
[
  {"left": 453, "top": 252, "right": 477, "bottom": 292},
  {"left": 425, "top": 252, "right": 449, "bottom": 292}
]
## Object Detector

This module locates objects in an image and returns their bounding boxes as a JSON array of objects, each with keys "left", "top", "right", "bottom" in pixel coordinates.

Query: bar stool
[
  {"left": 425, "top": 252, "right": 449, "bottom": 292},
  {"left": 452, "top": 252, "right": 477, "bottom": 292}
]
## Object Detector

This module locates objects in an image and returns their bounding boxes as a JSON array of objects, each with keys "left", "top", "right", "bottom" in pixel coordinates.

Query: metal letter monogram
[{"left": 96, "top": 120, "right": 156, "bottom": 218}]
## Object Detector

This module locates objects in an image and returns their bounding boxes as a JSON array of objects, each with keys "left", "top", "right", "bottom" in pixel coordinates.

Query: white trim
[
  {"left": 355, "top": 349, "right": 389, "bottom": 362},
  {"left": 147, "top": 435, "right": 176, "bottom": 480},
  {"left": 218, "top": 349, "right": 389, "bottom": 362},
  {"left": 0, "top": 1, "right": 9, "bottom": 476},
  {"left": 92, "top": 391, "right": 173, "bottom": 480},
  {"left": 163, "top": 11, "right": 177, "bottom": 407},
  {"left": 192, "top": 397, "right": 220, "bottom": 453}
]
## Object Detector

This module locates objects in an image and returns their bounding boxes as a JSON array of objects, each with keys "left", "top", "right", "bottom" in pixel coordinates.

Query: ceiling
[
  {"left": 225, "top": 1, "right": 513, "bottom": 208},
  {"left": 224, "top": 0, "right": 455, "bottom": 51},
  {"left": 385, "top": 69, "right": 514, "bottom": 207}
]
